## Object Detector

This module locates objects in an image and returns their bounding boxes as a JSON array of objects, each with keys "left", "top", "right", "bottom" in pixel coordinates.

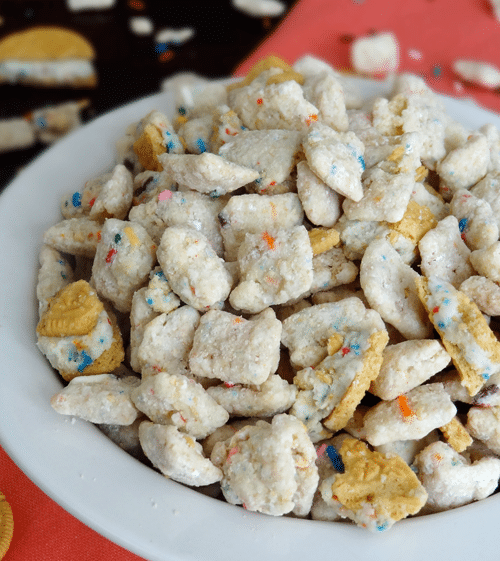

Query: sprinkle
[
  {"left": 88, "top": 197, "right": 96, "bottom": 208},
  {"left": 407, "top": 48, "right": 423, "bottom": 61},
  {"left": 146, "top": 297, "right": 153, "bottom": 306},
  {"left": 306, "top": 113, "right": 318, "bottom": 126},
  {"left": 233, "top": 317, "right": 244, "bottom": 324},
  {"left": 262, "top": 231, "right": 276, "bottom": 250},
  {"left": 316, "top": 443, "right": 328, "bottom": 457},
  {"left": 159, "top": 50, "right": 174, "bottom": 63},
  {"left": 330, "top": 164, "right": 337, "bottom": 175},
  {"left": 158, "top": 189, "right": 173, "bottom": 202},
  {"left": 341, "top": 347, "right": 350, "bottom": 356},
  {"left": 397, "top": 395, "right": 416, "bottom": 422},
  {"left": 78, "top": 350, "right": 93, "bottom": 372},
  {"left": 376, "top": 522, "right": 389, "bottom": 532},
  {"left": 224, "top": 381, "right": 235, "bottom": 387},
  {"left": 196, "top": 138, "right": 207, "bottom": 153},
  {"left": 72, "top": 192, "right": 82, "bottom": 207},
  {"left": 432, "top": 306, "right": 440, "bottom": 313},
  {"left": 432, "top": 65, "right": 442, "bottom": 77},
  {"left": 458, "top": 217, "right": 468, "bottom": 232},
  {"left": 123, "top": 226, "right": 140, "bottom": 247},
  {"left": 270, "top": 201, "right": 277, "bottom": 219},
  {"left": 128, "top": 0, "right": 145, "bottom": 9},
  {"left": 226, "top": 447, "right": 239, "bottom": 463},
  {"left": 256, "top": 98, "right": 263, "bottom": 105},
  {"left": 114, "top": 233, "right": 122, "bottom": 244},
  {"left": 105, "top": 248, "right": 117, "bottom": 263},
  {"left": 326, "top": 445, "right": 345, "bottom": 473}
]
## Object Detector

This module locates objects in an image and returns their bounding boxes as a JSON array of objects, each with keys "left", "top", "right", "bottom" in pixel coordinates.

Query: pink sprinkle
[
  {"left": 158, "top": 189, "right": 173, "bottom": 202},
  {"left": 407, "top": 48, "right": 423, "bottom": 61},
  {"left": 316, "top": 443, "right": 328, "bottom": 457},
  {"left": 226, "top": 447, "right": 239, "bottom": 463}
]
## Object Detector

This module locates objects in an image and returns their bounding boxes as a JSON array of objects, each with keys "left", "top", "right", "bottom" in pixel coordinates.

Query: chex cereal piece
[
  {"left": 460, "top": 275, "right": 500, "bottom": 316},
  {"left": 437, "top": 134, "right": 490, "bottom": 195},
  {"left": 418, "top": 215, "right": 474, "bottom": 288},
  {"left": 296, "top": 161, "right": 342, "bottom": 227},
  {"left": 301, "top": 71, "right": 348, "bottom": 132},
  {"left": 157, "top": 226, "right": 232, "bottom": 310},
  {"left": 36, "top": 245, "right": 73, "bottom": 316},
  {"left": 351, "top": 32, "right": 400, "bottom": 75},
  {"left": 210, "top": 106, "right": 245, "bottom": 153},
  {"left": 470, "top": 241, "right": 500, "bottom": 283},
  {"left": 37, "top": 306, "right": 124, "bottom": 381},
  {"left": 211, "top": 414, "right": 318, "bottom": 516},
  {"left": 450, "top": 189, "right": 498, "bottom": 250},
  {"left": 228, "top": 74, "right": 319, "bottom": 132},
  {"left": 61, "top": 172, "right": 108, "bottom": 219},
  {"left": 218, "top": 192, "right": 303, "bottom": 261},
  {"left": 129, "top": 287, "right": 159, "bottom": 373},
  {"left": 206, "top": 374, "right": 297, "bottom": 418},
  {"left": 413, "top": 440, "right": 500, "bottom": 511},
  {"left": 310, "top": 435, "right": 350, "bottom": 522},
  {"left": 320, "top": 437, "right": 427, "bottom": 532},
  {"left": 291, "top": 303, "right": 388, "bottom": 438},
  {"left": 370, "top": 339, "right": 451, "bottom": 401},
  {"left": 88, "top": 164, "right": 133, "bottom": 222},
  {"left": 91, "top": 219, "right": 156, "bottom": 313},
  {"left": 360, "top": 238, "right": 433, "bottom": 339},
  {"left": 282, "top": 298, "right": 362, "bottom": 368},
  {"left": 229, "top": 225, "right": 313, "bottom": 314},
  {"left": 129, "top": 189, "right": 224, "bottom": 255},
  {"left": 336, "top": 215, "right": 390, "bottom": 261},
  {"left": 439, "top": 417, "right": 473, "bottom": 453},
  {"left": 135, "top": 111, "right": 184, "bottom": 160},
  {"left": 137, "top": 306, "right": 200, "bottom": 378},
  {"left": 37, "top": 279, "right": 103, "bottom": 337},
  {"left": 178, "top": 113, "right": 213, "bottom": 154},
  {"left": 144, "top": 266, "right": 181, "bottom": 314},
  {"left": 218, "top": 129, "right": 302, "bottom": 194},
  {"left": 416, "top": 275, "right": 500, "bottom": 395},
  {"left": 374, "top": 431, "right": 440, "bottom": 466},
  {"left": 343, "top": 166, "right": 414, "bottom": 223},
  {"left": 51, "top": 374, "right": 140, "bottom": 424},
  {"left": 139, "top": 422, "right": 222, "bottom": 486},
  {"left": 303, "top": 123, "right": 365, "bottom": 202},
  {"left": 308, "top": 227, "right": 340, "bottom": 255},
  {"left": 202, "top": 419, "right": 260, "bottom": 459},
  {"left": 189, "top": 308, "right": 281, "bottom": 385},
  {"left": 410, "top": 181, "right": 449, "bottom": 221},
  {"left": 432, "top": 370, "right": 475, "bottom": 404},
  {"left": 306, "top": 247, "right": 358, "bottom": 297},
  {"left": 157, "top": 152, "right": 259, "bottom": 197},
  {"left": 470, "top": 171, "right": 500, "bottom": 230},
  {"left": 43, "top": 217, "right": 102, "bottom": 258},
  {"left": 131, "top": 372, "right": 229, "bottom": 439},
  {"left": 466, "top": 406, "right": 500, "bottom": 455},
  {"left": 363, "top": 383, "right": 456, "bottom": 446}
]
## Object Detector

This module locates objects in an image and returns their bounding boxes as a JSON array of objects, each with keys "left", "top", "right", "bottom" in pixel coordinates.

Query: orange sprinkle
[
  {"left": 270, "top": 201, "right": 277, "bottom": 219},
  {"left": 233, "top": 317, "right": 244, "bottom": 324},
  {"left": 256, "top": 98, "right": 263, "bottom": 105},
  {"left": 128, "top": 0, "right": 145, "bottom": 9},
  {"left": 397, "top": 395, "right": 416, "bottom": 422},
  {"left": 306, "top": 113, "right": 318, "bottom": 126},
  {"left": 159, "top": 50, "right": 174, "bottom": 63},
  {"left": 262, "top": 231, "right": 276, "bottom": 250}
]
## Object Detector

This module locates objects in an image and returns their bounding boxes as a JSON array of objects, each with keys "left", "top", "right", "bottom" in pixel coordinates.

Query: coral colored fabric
[
  {"left": 2, "top": 1, "right": 500, "bottom": 560},
  {"left": 235, "top": 0, "right": 500, "bottom": 115}
]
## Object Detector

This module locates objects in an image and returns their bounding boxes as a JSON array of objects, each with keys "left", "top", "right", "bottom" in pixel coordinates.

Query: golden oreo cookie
[
  {"left": 0, "top": 492, "right": 14, "bottom": 560},
  {"left": 37, "top": 280, "right": 104, "bottom": 338},
  {"left": 133, "top": 124, "right": 166, "bottom": 171}
]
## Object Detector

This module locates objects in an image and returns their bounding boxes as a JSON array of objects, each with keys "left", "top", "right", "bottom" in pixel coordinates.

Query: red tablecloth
[{"left": 3, "top": 0, "right": 500, "bottom": 559}]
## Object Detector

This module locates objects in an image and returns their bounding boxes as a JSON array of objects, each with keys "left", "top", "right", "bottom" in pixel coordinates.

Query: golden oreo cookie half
[{"left": 0, "top": 492, "right": 14, "bottom": 560}]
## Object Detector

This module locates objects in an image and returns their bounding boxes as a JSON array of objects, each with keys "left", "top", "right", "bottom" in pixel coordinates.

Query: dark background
[{"left": 0, "top": 0, "right": 296, "bottom": 191}]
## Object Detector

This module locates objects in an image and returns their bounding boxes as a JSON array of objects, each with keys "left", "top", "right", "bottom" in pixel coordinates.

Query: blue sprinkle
[
  {"left": 155, "top": 270, "right": 165, "bottom": 279},
  {"left": 209, "top": 190, "right": 220, "bottom": 199},
  {"left": 376, "top": 522, "right": 389, "bottom": 532},
  {"left": 167, "top": 140, "right": 175, "bottom": 151},
  {"left": 255, "top": 177, "right": 262, "bottom": 184},
  {"left": 482, "top": 372, "right": 491, "bottom": 380},
  {"left": 326, "top": 445, "right": 345, "bottom": 473},
  {"left": 155, "top": 42, "right": 169, "bottom": 54},
  {"left": 443, "top": 298, "right": 450, "bottom": 305},
  {"left": 146, "top": 297, "right": 153, "bottom": 306},
  {"left": 99, "top": 338, "right": 104, "bottom": 344},
  {"left": 358, "top": 155, "right": 365, "bottom": 171},
  {"left": 72, "top": 192, "right": 82, "bottom": 207},
  {"left": 330, "top": 164, "right": 337, "bottom": 175},
  {"left": 61, "top": 272, "right": 67, "bottom": 280},
  {"left": 58, "top": 260, "right": 64, "bottom": 265},
  {"left": 437, "top": 321, "right": 447, "bottom": 329},
  {"left": 458, "top": 217, "right": 468, "bottom": 232},
  {"left": 196, "top": 138, "right": 207, "bottom": 153},
  {"left": 165, "top": 131, "right": 171, "bottom": 136},
  {"left": 432, "top": 65, "right": 442, "bottom": 77},
  {"left": 78, "top": 350, "right": 93, "bottom": 372},
  {"left": 178, "top": 106, "right": 186, "bottom": 116},
  {"left": 35, "top": 116, "right": 47, "bottom": 129}
]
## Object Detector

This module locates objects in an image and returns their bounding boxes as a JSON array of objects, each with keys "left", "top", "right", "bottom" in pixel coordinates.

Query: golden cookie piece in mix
[
  {"left": 439, "top": 417, "right": 473, "bottom": 453},
  {"left": 319, "top": 437, "right": 427, "bottom": 532},
  {"left": 416, "top": 275, "right": 500, "bottom": 396}
]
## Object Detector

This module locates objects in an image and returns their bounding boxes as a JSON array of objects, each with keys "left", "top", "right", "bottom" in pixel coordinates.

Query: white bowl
[{"left": 1, "top": 77, "right": 500, "bottom": 561}]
